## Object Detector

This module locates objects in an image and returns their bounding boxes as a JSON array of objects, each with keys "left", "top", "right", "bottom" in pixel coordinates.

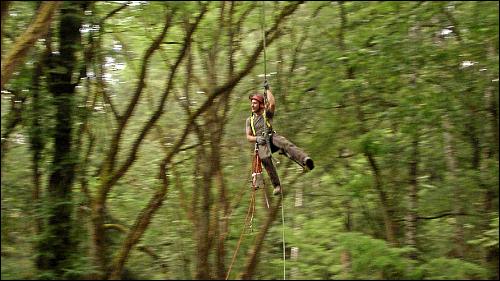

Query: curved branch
[
  {"left": 107, "top": 4, "right": 204, "bottom": 191},
  {"left": 101, "top": 7, "right": 175, "bottom": 183},
  {"left": 103, "top": 224, "right": 169, "bottom": 271},
  {"left": 1, "top": 1, "right": 60, "bottom": 89},
  {"left": 107, "top": 6, "right": 209, "bottom": 279}
]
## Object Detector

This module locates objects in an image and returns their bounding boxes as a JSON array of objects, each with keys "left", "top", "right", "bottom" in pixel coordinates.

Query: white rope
[
  {"left": 261, "top": 0, "right": 267, "bottom": 84},
  {"left": 280, "top": 190, "right": 286, "bottom": 280},
  {"left": 261, "top": 2, "right": 286, "bottom": 279}
]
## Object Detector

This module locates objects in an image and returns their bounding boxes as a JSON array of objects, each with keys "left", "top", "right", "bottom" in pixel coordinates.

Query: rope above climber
[{"left": 245, "top": 81, "right": 314, "bottom": 195}]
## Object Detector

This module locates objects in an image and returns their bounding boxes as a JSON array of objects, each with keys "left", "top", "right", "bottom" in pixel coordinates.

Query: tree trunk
[
  {"left": 1, "top": 1, "right": 10, "bottom": 55},
  {"left": 30, "top": 51, "right": 45, "bottom": 236},
  {"left": 365, "top": 152, "right": 398, "bottom": 245},
  {"left": 481, "top": 63, "right": 499, "bottom": 279},
  {"left": 36, "top": 2, "right": 83, "bottom": 278},
  {"left": 405, "top": 136, "right": 419, "bottom": 260},
  {"left": 291, "top": 186, "right": 305, "bottom": 279},
  {"left": 442, "top": 114, "right": 465, "bottom": 258},
  {"left": 194, "top": 136, "right": 212, "bottom": 280},
  {"left": 484, "top": 45, "right": 499, "bottom": 160}
]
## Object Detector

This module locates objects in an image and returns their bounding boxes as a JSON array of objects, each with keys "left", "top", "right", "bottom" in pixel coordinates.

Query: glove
[
  {"left": 256, "top": 135, "right": 267, "bottom": 145},
  {"left": 263, "top": 80, "right": 270, "bottom": 90}
]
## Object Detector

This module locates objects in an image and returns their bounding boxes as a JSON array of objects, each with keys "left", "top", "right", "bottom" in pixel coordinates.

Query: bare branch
[
  {"left": 108, "top": 5, "right": 205, "bottom": 190},
  {"left": 107, "top": 6, "right": 209, "bottom": 279},
  {"left": 101, "top": 7, "right": 175, "bottom": 180}
]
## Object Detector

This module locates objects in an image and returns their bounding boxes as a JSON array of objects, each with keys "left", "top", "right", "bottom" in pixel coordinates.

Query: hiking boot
[
  {"left": 304, "top": 157, "right": 314, "bottom": 171},
  {"left": 273, "top": 185, "right": 282, "bottom": 195}
]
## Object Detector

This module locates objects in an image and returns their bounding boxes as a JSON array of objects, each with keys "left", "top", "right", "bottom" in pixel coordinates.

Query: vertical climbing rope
[
  {"left": 260, "top": 0, "right": 268, "bottom": 106},
  {"left": 261, "top": 2, "right": 286, "bottom": 279},
  {"left": 260, "top": 1, "right": 267, "bottom": 83},
  {"left": 280, "top": 188, "right": 286, "bottom": 280}
]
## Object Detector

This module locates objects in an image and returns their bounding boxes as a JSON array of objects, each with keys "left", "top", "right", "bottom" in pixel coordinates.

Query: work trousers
[{"left": 258, "top": 133, "right": 309, "bottom": 187}]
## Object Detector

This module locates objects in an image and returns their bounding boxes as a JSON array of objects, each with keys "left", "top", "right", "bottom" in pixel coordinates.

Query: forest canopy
[{"left": 1, "top": 1, "right": 498, "bottom": 280}]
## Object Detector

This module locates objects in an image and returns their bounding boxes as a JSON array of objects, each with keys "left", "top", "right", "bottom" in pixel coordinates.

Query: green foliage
[
  {"left": 357, "top": 131, "right": 383, "bottom": 156},
  {"left": 418, "top": 257, "right": 488, "bottom": 280},
  {"left": 336, "top": 232, "right": 416, "bottom": 280},
  {"left": 346, "top": 173, "right": 373, "bottom": 198},
  {"left": 468, "top": 216, "right": 499, "bottom": 249},
  {"left": 285, "top": 225, "right": 417, "bottom": 280},
  {"left": 282, "top": 217, "right": 345, "bottom": 279},
  {"left": 1, "top": 1, "right": 499, "bottom": 280}
]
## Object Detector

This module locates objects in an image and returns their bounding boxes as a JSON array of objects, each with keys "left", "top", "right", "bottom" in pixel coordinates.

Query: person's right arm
[
  {"left": 265, "top": 89, "right": 276, "bottom": 113},
  {"left": 246, "top": 120, "right": 256, "bottom": 143}
]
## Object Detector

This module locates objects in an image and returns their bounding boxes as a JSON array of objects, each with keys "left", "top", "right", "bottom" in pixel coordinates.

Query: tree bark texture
[
  {"left": 36, "top": 2, "right": 83, "bottom": 278},
  {"left": 442, "top": 114, "right": 465, "bottom": 258},
  {"left": 30, "top": 52, "right": 46, "bottom": 236},
  {"left": 1, "top": 1, "right": 10, "bottom": 54},
  {"left": 405, "top": 136, "right": 419, "bottom": 260}
]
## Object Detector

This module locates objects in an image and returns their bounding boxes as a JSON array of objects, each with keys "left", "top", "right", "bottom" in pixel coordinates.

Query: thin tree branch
[
  {"left": 108, "top": 5, "right": 201, "bottom": 191},
  {"left": 101, "top": 6, "right": 174, "bottom": 181}
]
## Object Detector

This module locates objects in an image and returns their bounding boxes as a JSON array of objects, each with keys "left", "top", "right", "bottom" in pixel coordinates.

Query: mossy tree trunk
[{"left": 36, "top": 2, "right": 83, "bottom": 278}]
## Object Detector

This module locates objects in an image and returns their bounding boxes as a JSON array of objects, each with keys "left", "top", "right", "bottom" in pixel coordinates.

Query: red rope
[{"left": 252, "top": 150, "right": 262, "bottom": 189}]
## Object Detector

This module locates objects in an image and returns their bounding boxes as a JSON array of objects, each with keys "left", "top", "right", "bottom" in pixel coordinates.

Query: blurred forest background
[{"left": 1, "top": 1, "right": 498, "bottom": 280}]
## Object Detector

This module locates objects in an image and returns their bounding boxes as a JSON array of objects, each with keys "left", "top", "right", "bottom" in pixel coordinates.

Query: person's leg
[
  {"left": 271, "top": 133, "right": 314, "bottom": 170},
  {"left": 261, "top": 157, "right": 282, "bottom": 195}
]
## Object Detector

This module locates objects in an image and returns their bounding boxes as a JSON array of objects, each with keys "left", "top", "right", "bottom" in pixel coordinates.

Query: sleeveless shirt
[{"left": 245, "top": 110, "right": 274, "bottom": 136}]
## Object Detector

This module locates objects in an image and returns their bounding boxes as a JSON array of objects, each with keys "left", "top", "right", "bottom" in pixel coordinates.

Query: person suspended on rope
[{"left": 245, "top": 80, "right": 314, "bottom": 196}]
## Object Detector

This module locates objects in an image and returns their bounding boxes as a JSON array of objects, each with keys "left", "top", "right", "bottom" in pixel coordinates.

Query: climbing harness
[
  {"left": 250, "top": 110, "right": 274, "bottom": 167},
  {"left": 250, "top": 112, "right": 272, "bottom": 137}
]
